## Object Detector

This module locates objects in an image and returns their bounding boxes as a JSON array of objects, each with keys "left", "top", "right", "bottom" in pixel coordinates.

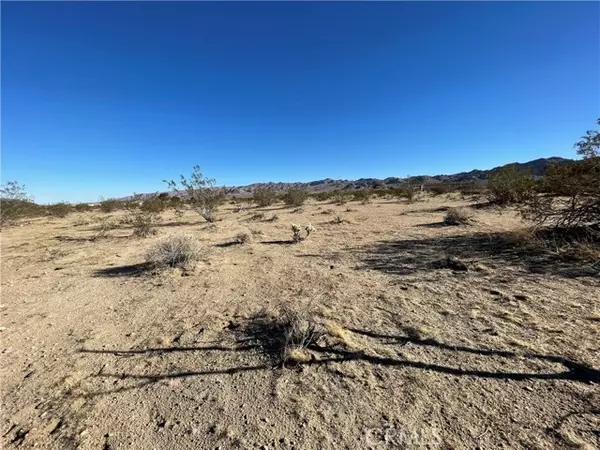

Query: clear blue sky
[{"left": 2, "top": 2, "right": 599, "bottom": 203}]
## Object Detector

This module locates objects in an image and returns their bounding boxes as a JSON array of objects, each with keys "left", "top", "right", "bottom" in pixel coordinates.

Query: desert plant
[
  {"left": 0, "top": 181, "right": 40, "bottom": 226},
  {"left": 253, "top": 187, "right": 278, "bottom": 207},
  {"left": 332, "top": 215, "right": 344, "bottom": 224},
  {"left": 140, "top": 195, "right": 167, "bottom": 214},
  {"left": 443, "top": 207, "right": 474, "bottom": 226},
  {"left": 145, "top": 234, "right": 201, "bottom": 269},
  {"left": 291, "top": 223, "right": 315, "bottom": 242},
  {"left": 282, "top": 188, "right": 309, "bottom": 207},
  {"left": 99, "top": 198, "right": 122, "bottom": 213},
  {"left": 331, "top": 190, "right": 349, "bottom": 205},
  {"left": 487, "top": 164, "right": 535, "bottom": 205},
  {"left": 132, "top": 212, "right": 159, "bottom": 237},
  {"left": 247, "top": 305, "right": 326, "bottom": 366},
  {"left": 46, "top": 202, "right": 72, "bottom": 218},
  {"left": 249, "top": 212, "right": 265, "bottom": 221},
  {"left": 91, "top": 217, "right": 117, "bottom": 241},
  {"left": 165, "top": 165, "right": 225, "bottom": 223},
  {"left": 74, "top": 203, "right": 93, "bottom": 213},
  {"left": 521, "top": 120, "right": 599, "bottom": 228},
  {"left": 352, "top": 190, "right": 372, "bottom": 204}
]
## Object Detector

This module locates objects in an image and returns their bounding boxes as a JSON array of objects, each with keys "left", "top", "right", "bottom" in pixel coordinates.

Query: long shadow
[
  {"left": 93, "top": 262, "right": 152, "bottom": 278},
  {"left": 358, "top": 231, "right": 599, "bottom": 278},
  {"left": 79, "top": 320, "right": 600, "bottom": 399},
  {"left": 260, "top": 240, "right": 295, "bottom": 245}
]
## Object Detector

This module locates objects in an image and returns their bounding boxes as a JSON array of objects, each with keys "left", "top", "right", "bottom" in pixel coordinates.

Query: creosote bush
[
  {"left": 0, "top": 181, "right": 42, "bottom": 226},
  {"left": 443, "top": 207, "right": 474, "bottom": 226},
  {"left": 46, "top": 202, "right": 72, "bottom": 218},
  {"left": 99, "top": 198, "right": 122, "bottom": 213},
  {"left": 253, "top": 187, "right": 278, "bottom": 207},
  {"left": 487, "top": 164, "right": 535, "bottom": 206},
  {"left": 282, "top": 189, "right": 309, "bottom": 207},
  {"left": 145, "top": 234, "right": 201, "bottom": 269},
  {"left": 165, "top": 165, "right": 225, "bottom": 223}
]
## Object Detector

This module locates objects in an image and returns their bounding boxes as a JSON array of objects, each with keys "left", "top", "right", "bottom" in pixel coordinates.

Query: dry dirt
[{"left": 1, "top": 196, "right": 599, "bottom": 450}]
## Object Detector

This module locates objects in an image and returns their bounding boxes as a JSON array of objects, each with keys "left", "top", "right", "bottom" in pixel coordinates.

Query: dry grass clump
[
  {"left": 145, "top": 234, "right": 201, "bottom": 269},
  {"left": 325, "top": 321, "right": 355, "bottom": 348},
  {"left": 234, "top": 231, "right": 253, "bottom": 245},
  {"left": 246, "top": 305, "right": 326, "bottom": 366},
  {"left": 443, "top": 207, "right": 474, "bottom": 225}
]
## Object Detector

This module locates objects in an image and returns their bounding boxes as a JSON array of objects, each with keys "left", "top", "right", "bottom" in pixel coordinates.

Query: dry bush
[
  {"left": 521, "top": 122, "right": 599, "bottom": 229},
  {"left": 145, "top": 234, "right": 201, "bottom": 269},
  {"left": 234, "top": 231, "right": 252, "bottom": 245},
  {"left": 247, "top": 305, "right": 326, "bottom": 366},
  {"left": 46, "top": 202, "right": 73, "bottom": 218},
  {"left": 91, "top": 218, "right": 117, "bottom": 241},
  {"left": 132, "top": 212, "right": 159, "bottom": 237},
  {"left": 249, "top": 212, "right": 265, "bottom": 221},
  {"left": 331, "top": 191, "right": 349, "bottom": 205},
  {"left": 332, "top": 215, "right": 345, "bottom": 224},
  {"left": 352, "top": 190, "right": 372, "bottom": 204},
  {"left": 253, "top": 187, "right": 278, "bottom": 207},
  {"left": 443, "top": 207, "right": 474, "bottom": 226},
  {"left": 99, "top": 198, "right": 122, "bottom": 213},
  {"left": 0, "top": 182, "right": 43, "bottom": 226}
]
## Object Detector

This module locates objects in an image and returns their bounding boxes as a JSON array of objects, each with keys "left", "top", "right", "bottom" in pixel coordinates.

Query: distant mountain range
[{"left": 223, "top": 156, "right": 571, "bottom": 196}]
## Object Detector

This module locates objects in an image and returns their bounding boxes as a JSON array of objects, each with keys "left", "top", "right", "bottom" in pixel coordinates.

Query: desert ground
[{"left": 1, "top": 195, "right": 599, "bottom": 449}]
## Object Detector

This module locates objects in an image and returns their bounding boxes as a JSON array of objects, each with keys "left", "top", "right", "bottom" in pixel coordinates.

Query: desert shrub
[
  {"left": 443, "top": 207, "right": 474, "bottom": 226},
  {"left": 99, "top": 198, "right": 122, "bottom": 213},
  {"left": 331, "top": 190, "right": 349, "bottom": 205},
  {"left": 282, "top": 189, "right": 309, "bottom": 207},
  {"left": 249, "top": 212, "right": 265, "bottom": 221},
  {"left": 390, "top": 187, "right": 415, "bottom": 203},
  {"left": 313, "top": 191, "right": 334, "bottom": 202},
  {"left": 0, "top": 181, "right": 42, "bottom": 226},
  {"left": 46, "top": 202, "right": 72, "bottom": 218},
  {"left": 248, "top": 305, "right": 326, "bottom": 365},
  {"left": 332, "top": 215, "right": 345, "bottom": 224},
  {"left": 140, "top": 195, "right": 167, "bottom": 213},
  {"left": 91, "top": 217, "right": 117, "bottom": 241},
  {"left": 521, "top": 120, "right": 599, "bottom": 228},
  {"left": 132, "top": 212, "right": 159, "bottom": 237},
  {"left": 352, "top": 190, "right": 372, "bottom": 204},
  {"left": 253, "top": 187, "right": 278, "bottom": 207},
  {"left": 145, "top": 234, "right": 201, "bottom": 269},
  {"left": 165, "top": 165, "right": 225, "bottom": 223},
  {"left": 428, "top": 184, "right": 453, "bottom": 196},
  {"left": 74, "top": 203, "right": 93, "bottom": 212},
  {"left": 487, "top": 164, "right": 535, "bottom": 205}
]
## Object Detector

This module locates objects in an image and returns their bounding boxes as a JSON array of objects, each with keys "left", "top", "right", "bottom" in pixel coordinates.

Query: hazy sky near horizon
[{"left": 2, "top": 2, "right": 599, "bottom": 203}]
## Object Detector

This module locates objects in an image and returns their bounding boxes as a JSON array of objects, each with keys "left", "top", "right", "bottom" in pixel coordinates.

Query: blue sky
[{"left": 2, "top": 2, "right": 599, "bottom": 203}]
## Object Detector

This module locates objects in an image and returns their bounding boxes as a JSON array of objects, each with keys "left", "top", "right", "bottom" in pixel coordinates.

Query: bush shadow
[{"left": 357, "top": 231, "right": 598, "bottom": 278}]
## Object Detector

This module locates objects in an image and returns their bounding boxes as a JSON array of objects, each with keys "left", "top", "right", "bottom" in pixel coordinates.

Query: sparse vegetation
[
  {"left": 145, "top": 234, "right": 201, "bottom": 269},
  {"left": 292, "top": 223, "right": 315, "bottom": 242},
  {"left": 521, "top": 120, "right": 600, "bottom": 229},
  {"left": 165, "top": 165, "right": 225, "bottom": 223},
  {"left": 253, "top": 187, "right": 278, "bottom": 207},
  {"left": 0, "top": 181, "right": 40, "bottom": 226},
  {"left": 132, "top": 212, "right": 160, "bottom": 237},
  {"left": 46, "top": 202, "right": 73, "bottom": 218},
  {"left": 282, "top": 188, "right": 309, "bottom": 207},
  {"left": 99, "top": 198, "right": 122, "bottom": 213},
  {"left": 487, "top": 164, "right": 535, "bottom": 206},
  {"left": 444, "top": 207, "right": 474, "bottom": 226}
]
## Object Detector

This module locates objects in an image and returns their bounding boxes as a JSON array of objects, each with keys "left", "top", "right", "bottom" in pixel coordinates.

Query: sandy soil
[{"left": 1, "top": 196, "right": 599, "bottom": 449}]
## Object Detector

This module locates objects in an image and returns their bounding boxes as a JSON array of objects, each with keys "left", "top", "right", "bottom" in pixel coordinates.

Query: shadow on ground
[
  {"left": 357, "top": 231, "right": 599, "bottom": 278},
  {"left": 93, "top": 262, "right": 153, "bottom": 277},
  {"left": 78, "top": 318, "right": 600, "bottom": 399}
]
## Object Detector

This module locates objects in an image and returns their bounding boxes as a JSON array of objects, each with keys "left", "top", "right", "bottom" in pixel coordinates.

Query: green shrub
[
  {"left": 46, "top": 202, "right": 72, "bottom": 218},
  {"left": 487, "top": 164, "right": 535, "bottom": 205},
  {"left": 283, "top": 189, "right": 309, "bottom": 207}
]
